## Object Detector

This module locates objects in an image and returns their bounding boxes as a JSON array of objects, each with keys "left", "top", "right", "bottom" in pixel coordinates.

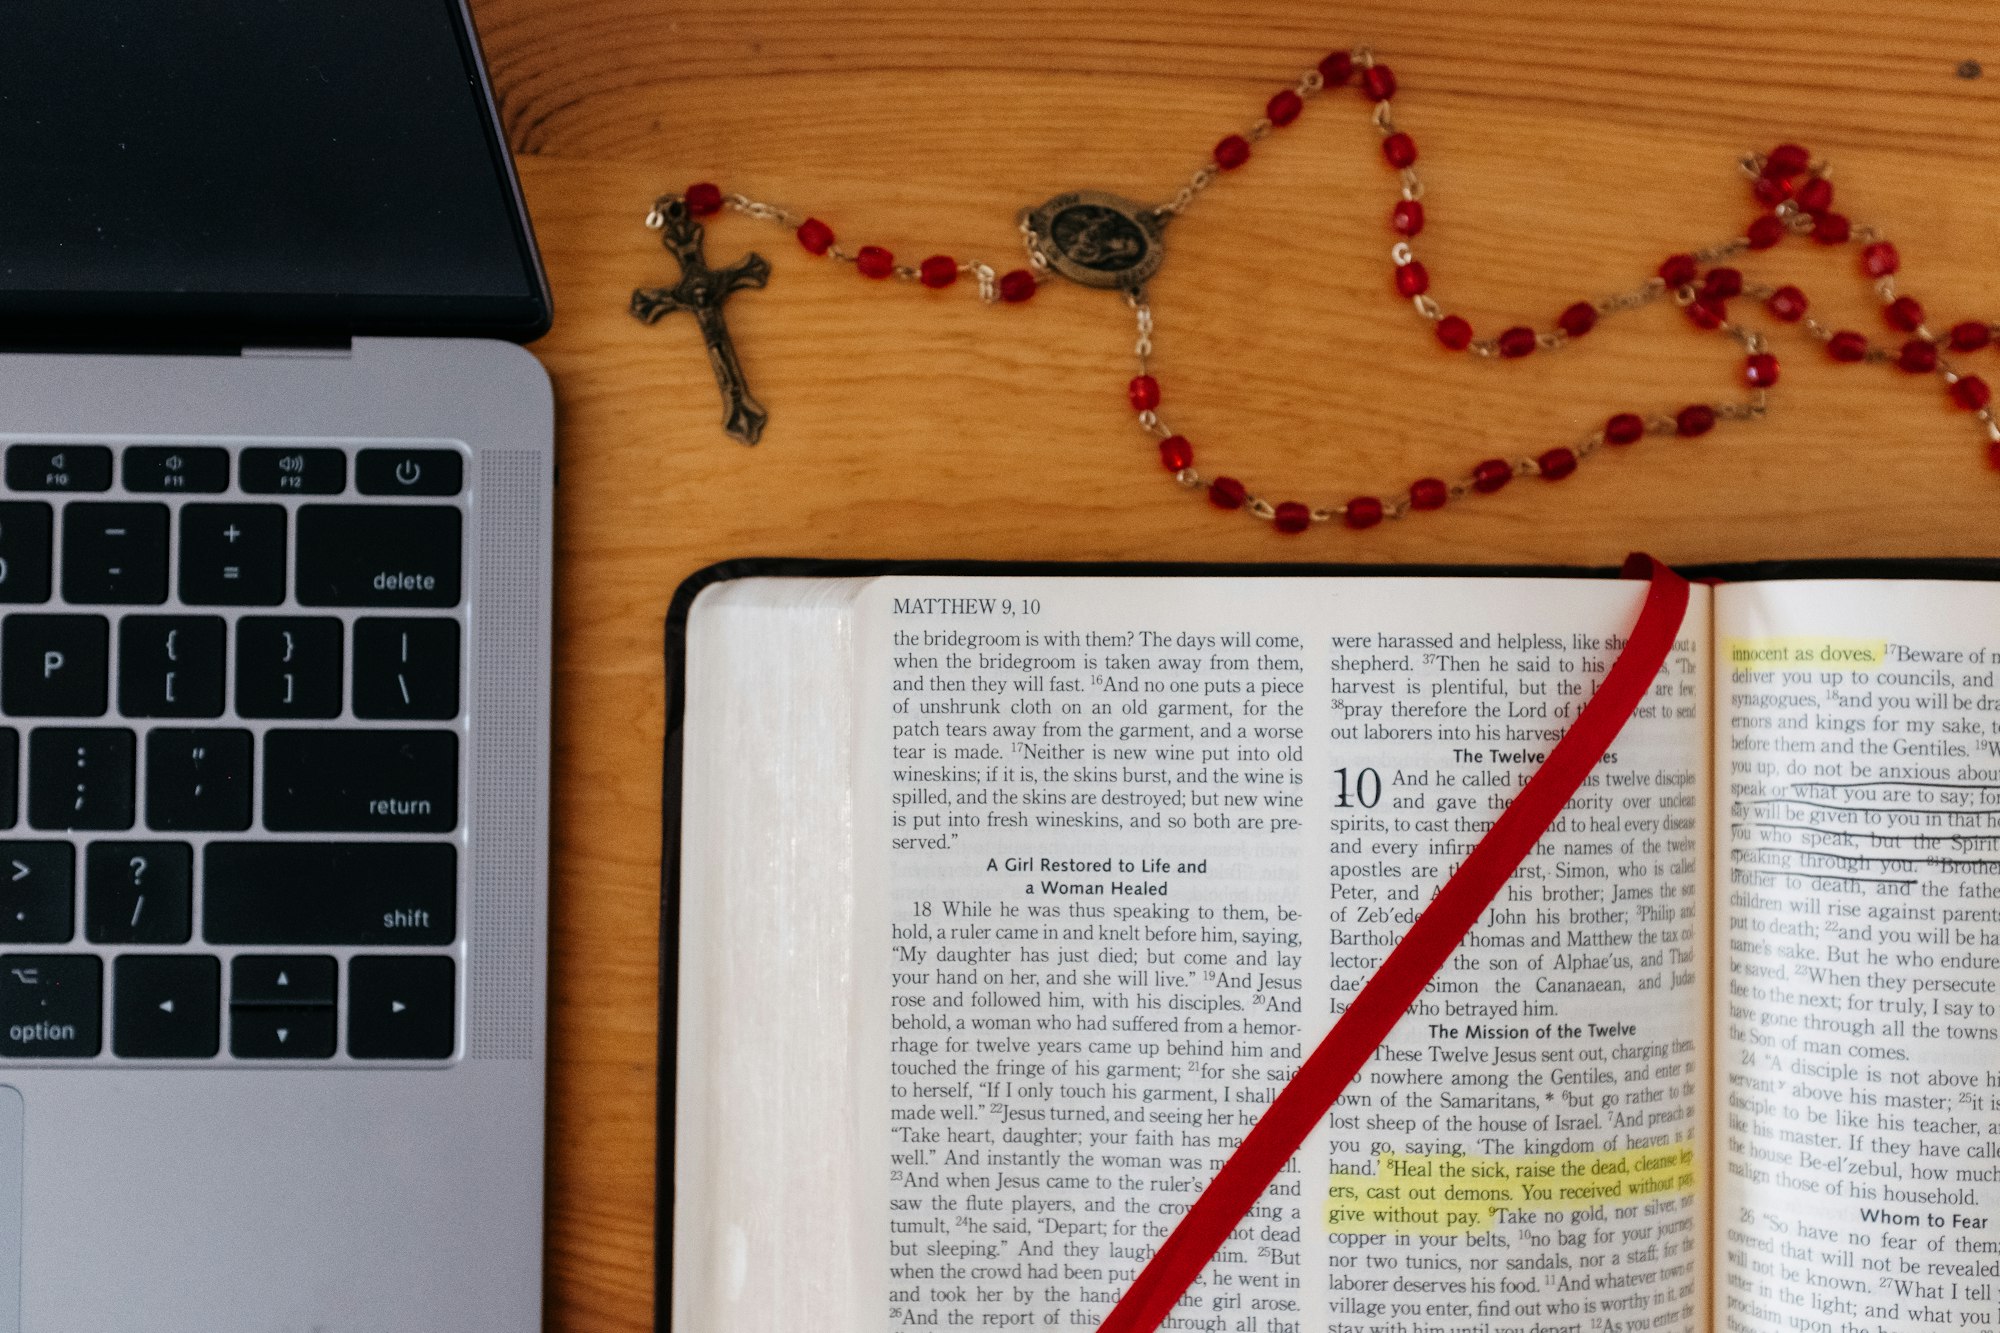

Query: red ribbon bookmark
[{"left": 1096, "top": 554, "right": 1691, "bottom": 1333}]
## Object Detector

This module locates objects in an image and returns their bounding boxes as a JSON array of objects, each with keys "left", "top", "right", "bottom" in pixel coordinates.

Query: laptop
[{"left": 0, "top": 4, "right": 553, "bottom": 1328}]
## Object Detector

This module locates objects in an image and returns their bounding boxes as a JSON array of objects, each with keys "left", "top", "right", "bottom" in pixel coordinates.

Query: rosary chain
[{"left": 644, "top": 46, "right": 2000, "bottom": 531}]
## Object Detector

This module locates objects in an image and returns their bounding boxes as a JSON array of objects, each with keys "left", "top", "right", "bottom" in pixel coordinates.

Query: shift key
[
  {"left": 205, "top": 843, "right": 455, "bottom": 945},
  {"left": 295, "top": 505, "right": 460, "bottom": 607},
  {"left": 264, "top": 730, "right": 457, "bottom": 832}
]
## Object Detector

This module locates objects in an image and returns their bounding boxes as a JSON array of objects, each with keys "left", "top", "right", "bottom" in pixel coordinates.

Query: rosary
[{"left": 631, "top": 45, "right": 1999, "bottom": 533}]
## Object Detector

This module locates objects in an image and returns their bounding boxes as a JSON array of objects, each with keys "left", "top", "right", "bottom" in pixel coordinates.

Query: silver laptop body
[{"left": 0, "top": 339, "right": 552, "bottom": 1330}]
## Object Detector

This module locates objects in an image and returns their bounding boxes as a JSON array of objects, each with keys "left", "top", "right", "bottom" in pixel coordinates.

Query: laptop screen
[{"left": 0, "top": 0, "right": 550, "bottom": 344}]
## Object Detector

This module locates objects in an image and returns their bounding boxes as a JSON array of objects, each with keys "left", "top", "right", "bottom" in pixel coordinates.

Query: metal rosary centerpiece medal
[{"left": 1020, "top": 191, "right": 1167, "bottom": 292}]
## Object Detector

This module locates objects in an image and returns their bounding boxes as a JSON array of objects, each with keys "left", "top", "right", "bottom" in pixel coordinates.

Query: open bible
[{"left": 663, "top": 561, "right": 2000, "bottom": 1333}]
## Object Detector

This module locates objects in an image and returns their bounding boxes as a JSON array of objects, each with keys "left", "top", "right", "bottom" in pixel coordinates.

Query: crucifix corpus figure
[{"left": 631, "top": 195, "right": 772, "bottom": 444}]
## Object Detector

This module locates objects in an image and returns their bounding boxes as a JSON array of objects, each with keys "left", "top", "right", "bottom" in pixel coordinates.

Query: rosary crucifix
[
  {"left": 631, "top": 195, "right": 772, "bottom": 444},
  {"left": 631, "top": 45, "right": 2000, "bottom": 525}
]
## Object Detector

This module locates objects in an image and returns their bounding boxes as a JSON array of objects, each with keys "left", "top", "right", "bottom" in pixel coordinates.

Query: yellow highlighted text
[
  {"left": 1727, "top": 637, "right": 1885, "bottom": 670},
  {"left": 1325, "top": 1143, "right": 1698, "bottom": 1235}
]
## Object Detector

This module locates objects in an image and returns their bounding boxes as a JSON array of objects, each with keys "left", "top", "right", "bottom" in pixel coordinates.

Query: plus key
[{"left": 178, "top": 504, "right": 286, "bottom": 606}]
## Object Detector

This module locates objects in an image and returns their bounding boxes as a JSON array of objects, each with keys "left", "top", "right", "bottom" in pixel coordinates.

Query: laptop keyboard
[{"left": 0, "top": 441, "right": 468, "bottom": 1064}]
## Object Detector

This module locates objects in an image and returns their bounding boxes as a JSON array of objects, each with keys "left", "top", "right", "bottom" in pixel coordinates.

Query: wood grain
[{"left": 467, "top": 1, "right": 2000, "bottom": 1324}]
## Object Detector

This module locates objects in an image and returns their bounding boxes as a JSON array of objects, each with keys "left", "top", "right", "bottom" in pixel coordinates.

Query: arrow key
[
  {"left": 112, "top": 954, "right": 218, "bottom": 1058},
  {"left": 230, "top": 954, "right": 336, "bottom": 1007},
  {"left": 230, "top": 1005, "right": 335, "bottom": 1060},
  {"left": 347, "top": 954, "right": 453, "bottom": 1060}
]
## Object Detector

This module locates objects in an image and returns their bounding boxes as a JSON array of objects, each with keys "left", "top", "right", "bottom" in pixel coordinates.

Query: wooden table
[{"left": 466, "top": 0, "right": 2000, "bottom": 1323}]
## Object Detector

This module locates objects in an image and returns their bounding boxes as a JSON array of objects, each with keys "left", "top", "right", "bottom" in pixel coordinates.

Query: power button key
[{"left": 355, "top": 449, "right": 464, "bottom": 497}]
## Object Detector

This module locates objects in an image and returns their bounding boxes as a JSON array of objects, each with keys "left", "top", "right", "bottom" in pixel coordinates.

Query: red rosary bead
[
  {"left": 1796, "top": 177, "right": 1834, "bottom": 213},
  {"left": 1676, "top": 405, "right": 1716, "bottom": 437},
  {"left": 796, "top": 217, "right": 835, "bottom": 255},
  {"left": 1703, "top": 267, "right": 1744, "bottom": 300},
  {"left": 1885, "top": 296, "right": 1925, "bottom": 333},
  {"left": 1273, "top": 501, "right": 1313, "bottom": 533},
  {"left": 1685, "top": 297, "right": 1727, "bottom": 331},
  {"left": 1604, "top": 413, "right": 1646, "bottom": 446},
  {"left": 1434, "top": 315, "right": 1472, "bottom": 350},
  {"left": 1990, "top": 442, "right": 2000, "bottom": 472},
  {"left": 1744, "top": 353, "right": 1780, "bottom": 388},
  {"left": 1343, "top": 496, "right": 1384, "bottom": 530},
  {"left": 855, "top": 245, "right": 895, "bottom": 279},
  {"left": 1951, "top": 376, "right": 1992, "bottom": 411},
  {"left": 684, "top": 182, "right": 724, "bottom": 217},
  {"left": 1537, "top": 447, "right": 1578, "bottom": 480},
  {"left": 1811, "top": 212, "right": 1850, "bottom": 244},
  {"left": 919, "top": 255, "right": 958, "bottom": 289},
  {"left": 1208, "top": 476, "right": 1247, "bottom": 510},
  {"left": 1764, "top": 143, "right": 1812, "bottom": 179},
  {"left": 1827, "top": 330, "right": 1869, "bottom": 362},
  {"left": 1951, "top": 321, "right": 1993, "bottom": 352},
  {"left": 1394, "top": 262, "right": 1430, "bottom": 297},
  {"left": 1471, "top": 458, "right": 1513, "bottom": 493},
  {"left": 1861, "top": 242, "right": 1900, "bottom": 277},
  {"left": 1360, "top": 65, "right": 1397, "bottom": 101},
  {"left": 1899, "top": 339, "right": 1939, "bottom": 373},
  {"left": 1558, "top": 302, "right": 1597, "bottom": 338},
  {"left": 1381, "top": 133, "right": 1418, "bottom": 168},
  {"left": 1318, "top": 51, "right": 1354, "bottom": 87},
  {"left": 1752, "top": 177, "right": 1794, "bottom": 208},
  {"left": 1496, "top": 326, "right": 1537, "bottom": 359},
  {"left": 1408, "top": 477, "right": 1449, "bottom": 510},
  {"left": 1127, "top": 375, "right": 1161, "bottom": 411},
  {"left": 1214, "top": 135, "right": 1252, "bottom": 170},
  {"left": 997, "top": 269, "right": 1036, "bottom": 303},
  {"left": 1391, "top": 199, "right": 1425, "bottom": 237},
  {"left": 1746, "top": 214, "right": 1785, "bottom": 250},
  {"left": 1766, "top": 286, "right": 1809, "bottom": 322},
  {"left": 1658, "top": 253, "right": 1699, "bottom": 288},
  {"left": 1159, "top": 436, "right": 1193, "bottom": 471},
  {"left": 1266, "top": 89, "right": 1303, "bottom": 127}
]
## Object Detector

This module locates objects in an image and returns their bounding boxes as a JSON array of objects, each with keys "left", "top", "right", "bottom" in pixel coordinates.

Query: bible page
[
  {"left": 850, "top": 573, "right": 1711, "bottom": 1333},
  {"left": 1715, "top": 578, "right": 2000, "bottom": 1333}
]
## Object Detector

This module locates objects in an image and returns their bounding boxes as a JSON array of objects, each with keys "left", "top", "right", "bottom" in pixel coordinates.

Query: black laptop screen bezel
[{"left": 0, "top": 0, "right": 551, "bottom": 348}]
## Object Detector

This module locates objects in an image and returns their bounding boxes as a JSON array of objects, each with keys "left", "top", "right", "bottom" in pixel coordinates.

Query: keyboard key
[
  {"left": 262, "top": 730, "right": 457, "bottom": 832},
  {"left": 0, "top": 843, "right": 72, "bottom": 943},
  {"left": 143, "top": 729, "right": 252, "bottom": 832},
  {"left": 84, "top": 842, "right": 192, "bottom": 944},
  {"left": 234, "top": 617, "right": 341, "bottom": 719},
  {"left": 112, "top": 954, "right": 218, "bottom": 1059},
  {"left": 2, "top": 615, "right": 107, "bottom": 717},
  {"left": 27, "top": 728, "right": 133, "bottom": 831},
  {"left": 177, "top": 504, "right": 285, "bottom": 606},
  {"left": 355, "top": 448, "right": 464, "bottom": 497},
  {"left": 231, "top": 954, "right": 336, "bottom": 1006},
  {"left": 353, "top": 618, "right": 460, "bottom": 720},
  {"left": 203, "top": 842, "right": 454, "bottom": 945},
  {"left": 118, "top": 616, "right": 226, "bottom": 718},
  {"left": 5, "top": 445, "right": 110, "bottom": 493},
  {"left": 0, "top": 729, "right": 16, "bottom": 829},
  {"left": 61, "top": 503, "right": 168, "bottom": 605},
  {"left": 347, "top": 955, "right": 454, "bottom": 1059},
  {"left": 230, "top": 1006, "right": 336, "bottom": 1059},
  {"left": 296, "top": 505, "right": 460, "bottom": 608},
  {"left": 0, "top": 503, "right": 52, "bottom": 604},
  {"left": 121, "top": 446, "right": 228, "bottom": 493},
  {"left": 239, "top": 447, "right": 345, "bottom": 495},
  {"left": 0, "top": 952, "right": 100, "bottom": 1056}
]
